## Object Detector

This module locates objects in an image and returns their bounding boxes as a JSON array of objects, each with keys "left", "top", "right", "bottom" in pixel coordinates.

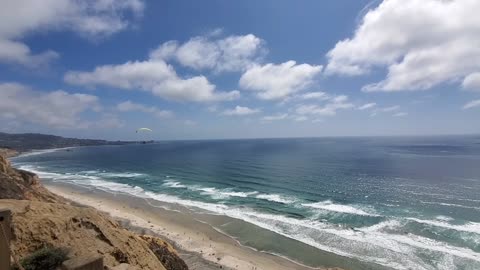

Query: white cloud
[
  {"left": 393, "top": 112, "right": 408, "bottom": 117},
  {"left": 0, "top": 82, "right": 100, "bottom": 128},
  {"left": 0, "top": 0, "right": 144, "bottom": 67},
  {"left": 378, "top": 105, "right": 400, "bottom": 113},
  {"left": 65, "top": 60, "right": 240, "bottom": 102},
  {"left": 261, "top": 114, "right": 288, "bottom": 121},
  {"left": 326, "top": 0, "right": 480, "bottom": 92},
  {"left": 462, "top": 73, "right": 480, "bottom": 92},
  {"left": 370, "top": 105, "right": 403, "bottom": 117},
  {"left": 239, "top": 61, "right": 322, "bottom": 100},
  {"left": 117, "top": 101, "right": 173, "bottom": 118},
  {"left": 299, "top": 91, "right": 329, "bottom": 100},
  {"left": 358, "top": 103, "right": 377, "bottom": 110},
  {"left": 223, "top": 106, "right": 261, "bottom": 116},
  {"left": 293, "top": 115, "right": 308, "bottom": 122},
  {"left": 150, "top": 34, "right": 265, "bottom": 72},
  {"left": 463, "top": 99, "right": 480, "bottom": 110},
  {"left": 295, "top": 95, "right": 354, "bottom": 116},
  {"left": 95, "top": 113, "right": 124, "bottom": 128}
]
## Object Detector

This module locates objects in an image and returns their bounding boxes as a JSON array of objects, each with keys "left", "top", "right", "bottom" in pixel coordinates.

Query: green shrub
[{"left": 20, "top": 247, "right": 69, "bottom": 270}]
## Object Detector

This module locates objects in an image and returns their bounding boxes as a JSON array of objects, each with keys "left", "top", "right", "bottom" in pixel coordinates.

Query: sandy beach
[{"left": 45, "top": 183, "right": 329, "bottom": 270}]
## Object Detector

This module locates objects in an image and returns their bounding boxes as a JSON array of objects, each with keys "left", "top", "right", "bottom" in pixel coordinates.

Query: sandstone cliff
[
  {"left": 0, "top": 154, "right": 61, "bottom": 203},
  {"left": 0, "top": 148, "right": 18, "bottom": 158},
  {"left": 0, "top": 152, "right": 188, "bottom": 270}
]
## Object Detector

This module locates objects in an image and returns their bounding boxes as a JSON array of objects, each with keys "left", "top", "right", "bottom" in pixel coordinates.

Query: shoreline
[{"left": 45, "top": 183, "right": 338, "bottom": 270}]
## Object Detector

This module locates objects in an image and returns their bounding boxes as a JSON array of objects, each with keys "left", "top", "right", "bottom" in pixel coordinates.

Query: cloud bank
[{"left": 326, "top": 0, "right": 480, "bottom": 92}]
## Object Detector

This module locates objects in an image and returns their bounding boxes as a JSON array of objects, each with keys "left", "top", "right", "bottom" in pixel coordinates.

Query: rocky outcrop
[
  {"left": 141, "top": 235, "right": 188, "bottom": 270},
  {"left": 0, "top": 148, "right": 18, "bottom": 158},
  {"left": 0, "top": 153, "right": 188, "bottom": 270},
  {"left": 2, "top": 200, "right": 168, "bottom": 270},
  {"left": 0, "top": 154, "right": 63, "bottom": 202}
]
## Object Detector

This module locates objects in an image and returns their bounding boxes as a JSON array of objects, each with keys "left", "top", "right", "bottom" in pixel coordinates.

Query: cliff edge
[{"left": 0, "top": 152, "right": 188, "bottom": 270}]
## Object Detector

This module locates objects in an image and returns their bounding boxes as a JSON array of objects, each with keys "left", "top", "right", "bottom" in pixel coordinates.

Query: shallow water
[{"left": 13, "top": 136, "right": 480, "bottom": 270}]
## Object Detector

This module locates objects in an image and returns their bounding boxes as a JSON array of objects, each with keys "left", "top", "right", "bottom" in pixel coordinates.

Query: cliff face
[
  {"left": 0, "top": 153, "right": 188, "bottom": 270},
  {"left": 0, "top": 154, "right": 62, "bottom": 203},
  {"left": 0, "top": 148, "right": 18, "bottom": 158}
]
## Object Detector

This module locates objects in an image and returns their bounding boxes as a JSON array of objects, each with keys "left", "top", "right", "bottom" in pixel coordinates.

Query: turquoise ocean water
[{"left": 12, "top": 136, "right": 480, "bottom": 270}]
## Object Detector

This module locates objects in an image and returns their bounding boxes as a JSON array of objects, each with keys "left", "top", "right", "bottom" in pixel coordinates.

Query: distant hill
[{"left": 0, "top": 132, "right": 134, "bottom": 152}]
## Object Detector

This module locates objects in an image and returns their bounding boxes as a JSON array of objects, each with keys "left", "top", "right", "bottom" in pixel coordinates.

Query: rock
[
  {"left": 0, "top": 154, "right": 63, "bottom": 202},
  {"left": 61, "top": 254, "right": 103, "bottom": 270},
  {"left": 109, "top": 263, "right": 140, "bottom": 270},
  {"left": 0, "top": 152, "right": 188, "bottom": 270},
  {"left": 0, "top": 148, "right": 18, "bottom": 159},
  {"left": 140, "top": 235, "right": 188, "bottom": 270},
  {"left": 2, "top": 199, "right": 168, "bottom": 270}
]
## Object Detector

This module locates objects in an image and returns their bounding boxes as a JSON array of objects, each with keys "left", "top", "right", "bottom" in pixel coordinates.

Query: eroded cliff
[{"left": 0, "top": 152, "right": 188, "bottom": 270}]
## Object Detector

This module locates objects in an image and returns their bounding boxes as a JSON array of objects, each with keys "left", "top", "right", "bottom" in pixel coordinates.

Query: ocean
[{"left": 12, "top": 136, "right": 480, "bottom": 270}]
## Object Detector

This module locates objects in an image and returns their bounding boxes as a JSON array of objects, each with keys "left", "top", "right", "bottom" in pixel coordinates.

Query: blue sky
[{"left": 1, "top": 0, "right": 479, "bottom": 140}]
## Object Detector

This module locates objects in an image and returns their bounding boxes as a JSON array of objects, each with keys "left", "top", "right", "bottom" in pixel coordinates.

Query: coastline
[{"left": 45, "top": 183, "right": 339, "bottom": 270}]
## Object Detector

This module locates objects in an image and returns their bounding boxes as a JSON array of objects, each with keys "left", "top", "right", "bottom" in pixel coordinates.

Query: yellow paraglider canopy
[{"left": 136, "top": 128, "right": 152, "bottom": 133}]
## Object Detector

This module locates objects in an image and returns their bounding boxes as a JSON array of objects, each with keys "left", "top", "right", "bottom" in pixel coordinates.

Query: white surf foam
[
  {"left": 193, "top": 186, "right": 258, "bottom": 199},
  {"left": 80, "top": 170, "right": 101, "bottom": 174},
  {"left": 302, "top": 200, "right": 378, "bottom": 216},
  {"left": 407, "top": 218, "right": 480, "bottom": 234},
  {"left": 21, "top": 166, "right": 146, "bottom": 181},
  {"left": 163, "top": 180, "right": 188, "bottom": 188},
  {"left": 17, "top": 147, "right": 75, "bottom": 157},
  {"left": 96, "top": 172, "right": 145, "bottom": 178},
  {"left": 436, "top": 215, "right": 454, "bottom": 222},
  {"left": 256, "top": 194, "right": 297, "bottom": 204},
  {"left": 421, "top": 201, "right": 480, "bottom": 211},
  {"left": 18, "top": 165, "right": 65, "bottom": 179},
  {"left": 162, "top": 180, "right": 258, "bottom": 199},
  {"left": 76, "top": 176, "right": 479, "bottom": 269},
  {"left": 17, "top": 165, "right": 480, "bottom": 270}
]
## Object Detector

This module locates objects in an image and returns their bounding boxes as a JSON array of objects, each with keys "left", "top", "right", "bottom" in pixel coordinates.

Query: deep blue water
[{"left": 12, "top": 136, "right": 480, "bottom": 270}]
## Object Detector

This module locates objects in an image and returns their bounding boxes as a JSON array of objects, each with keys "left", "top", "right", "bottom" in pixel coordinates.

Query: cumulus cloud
[
  {"left": 0, "top": 0, "right": 144, "bottom": 67},
  {"left": 150, "top": 34, "right": 266, "bottom": 72},
  {"left": 393, "top": 112, "right": 408, "bottom": 117},
  {"left": 293, "top": 115, "right": 308, "bottom": 122},
  {"left": 117, "top": 101, "right": 173, "bottom": 118},
  {"left": 299, "top": 91, "right": 329, "bottom": 100},
  {"left": 95, "top": 113, "right": 124, "bottom": 129},
  {"left": 0, "top": 82, "right": 101, "bottom": 128},
  {"left": 65, "top": 60, "right": 240, "bottom": 102},
  {"left": 378, "top": 105, "right": 400, "bottom": 113},
  {"left": 370, "top": 105, "right": 406, "bottom": 117},
  {"left": 261, "top": 114, "right": 289, "bottom": 121},
  {"left": 222, "top": 106, "right": 261, "bottom": 116},
  {"left": 463, "top": 99, "right": 480, "bottom": 110},
  {"left": 462, "top": 73, "right": 480, "bottom": 92},
  {"left": 295, "top": 95, "right": 354, "bottom": 116},
  {"left": 326, "top": 0, "right": 480, "bottom": 92},
  {"left": 239, "top": 61, "right": 323, "bottom": 100},
  {"left": 358, "top": 103, "right": 377, "bottom": 110}
]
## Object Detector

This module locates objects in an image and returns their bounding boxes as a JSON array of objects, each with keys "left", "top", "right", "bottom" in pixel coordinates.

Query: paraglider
[
  {"left": 136, "top": 128, "right": 153, "bottom": 144},
  {"left": 136, "top": 128, "right": 152, "bottom": 133}
]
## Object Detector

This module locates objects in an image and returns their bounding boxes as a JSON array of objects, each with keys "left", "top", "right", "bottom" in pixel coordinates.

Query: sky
[{"left": 1, "top": 0, "right": 480, "bottom": 140}]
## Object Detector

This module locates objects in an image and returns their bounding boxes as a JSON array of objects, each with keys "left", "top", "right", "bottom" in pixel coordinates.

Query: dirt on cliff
[{"left": 0, "top": 152, "right": 188, "bottom": 270}]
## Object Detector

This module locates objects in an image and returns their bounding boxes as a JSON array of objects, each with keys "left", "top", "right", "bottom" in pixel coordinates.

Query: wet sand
[{"left": 45, "top": 183, "right": 336, "bottom": 270}]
